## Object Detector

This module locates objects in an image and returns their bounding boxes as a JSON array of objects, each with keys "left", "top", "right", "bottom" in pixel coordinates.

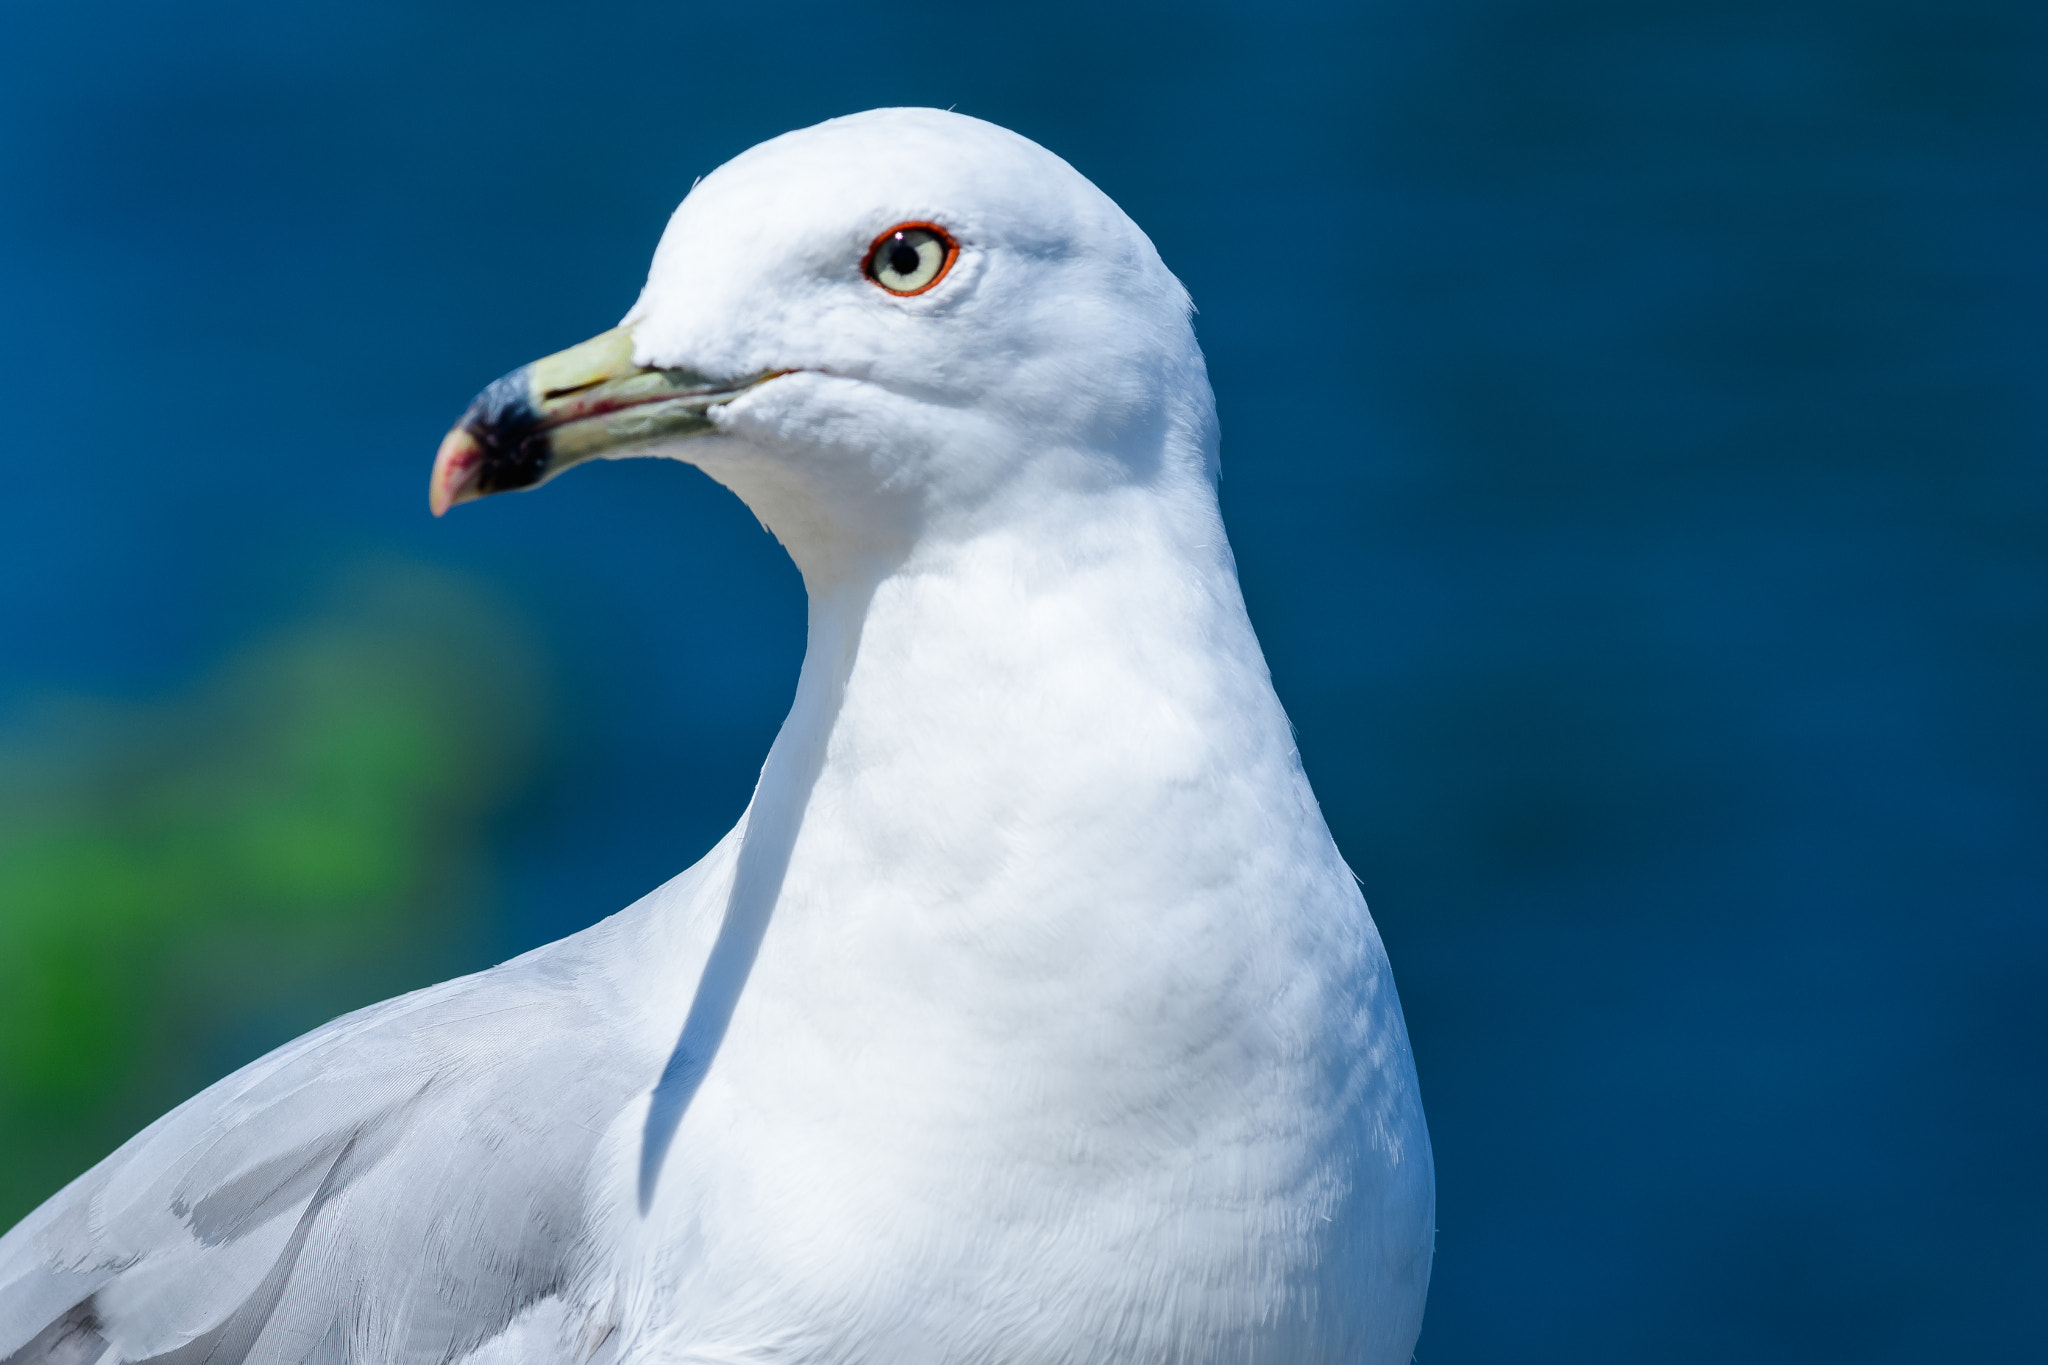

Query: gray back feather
[{"left": 0, "top": 931, "right": 655, "bottom": 1365}]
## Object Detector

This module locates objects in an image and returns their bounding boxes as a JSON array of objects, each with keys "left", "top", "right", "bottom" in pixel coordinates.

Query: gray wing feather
[{"left": 0, "top": 928, "right": 656, "bottom": 1365}]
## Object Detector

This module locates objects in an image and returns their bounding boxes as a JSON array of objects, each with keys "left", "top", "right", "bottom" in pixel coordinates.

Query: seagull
[{"left": 0, "top": 109, "right": 1433, "bottom": 1365}]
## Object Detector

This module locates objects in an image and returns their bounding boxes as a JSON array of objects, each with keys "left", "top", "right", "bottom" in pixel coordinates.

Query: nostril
[{"left": 541, "top": 378, "right": 604, "bottom": 400}]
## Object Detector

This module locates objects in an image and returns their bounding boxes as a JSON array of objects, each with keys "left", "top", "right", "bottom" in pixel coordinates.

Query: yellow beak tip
[{"left": 429, "top": 427, "right": 485, "bottom": 518}]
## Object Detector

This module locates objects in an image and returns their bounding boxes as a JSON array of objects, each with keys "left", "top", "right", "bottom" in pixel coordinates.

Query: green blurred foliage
[{"left": 0, "top": 562, "right": 541, "bottom": 1226}]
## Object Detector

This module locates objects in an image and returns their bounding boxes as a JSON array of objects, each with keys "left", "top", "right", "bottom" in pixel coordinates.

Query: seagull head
[{"left": 430, "top": 108, "right": 1213, "bottom": 581}]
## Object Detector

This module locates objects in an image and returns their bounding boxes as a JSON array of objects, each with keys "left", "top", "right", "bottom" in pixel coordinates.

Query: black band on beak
[{"left": 458, "top": 366, "right": 554, "bottom": 497}]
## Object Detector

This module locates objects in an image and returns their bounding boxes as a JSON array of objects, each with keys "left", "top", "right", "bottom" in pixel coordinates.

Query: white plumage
[{"left": 0, "top": 108, "right": 1433, "bottom": 1365}]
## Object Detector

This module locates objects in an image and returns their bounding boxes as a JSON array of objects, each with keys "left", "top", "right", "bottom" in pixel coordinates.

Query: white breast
[{"left": 594, "top": 487, "right": 1434, "bottom": 1364}]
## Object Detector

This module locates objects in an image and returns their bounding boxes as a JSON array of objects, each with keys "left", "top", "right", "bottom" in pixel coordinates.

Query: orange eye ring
[{"left": 862, "top": 221, "right": 960, "bottom": 296}]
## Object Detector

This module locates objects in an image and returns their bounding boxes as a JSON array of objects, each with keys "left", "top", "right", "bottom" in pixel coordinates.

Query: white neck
[
  {"left": 637, "top": 460, "right": 1339, "bottom": 1072},
  {"left": 634, "top": 378, "right": 1372, "bottom": 1155},
  {"left": 734, "top": 465, "right": 1356, "bottom": 1048},
  {"left": 622, "top": 453, "right": 1427, "bottom": 1365}
]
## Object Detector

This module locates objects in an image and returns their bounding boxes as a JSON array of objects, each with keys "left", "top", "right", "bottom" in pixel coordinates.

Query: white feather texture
[{"left": 0, "top": 108, "right": 1433, "bottom": 1365}]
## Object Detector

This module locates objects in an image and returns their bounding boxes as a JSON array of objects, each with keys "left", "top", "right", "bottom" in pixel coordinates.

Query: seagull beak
[{"left": 429, "top": 327, "right": 771, "bottom": 516}]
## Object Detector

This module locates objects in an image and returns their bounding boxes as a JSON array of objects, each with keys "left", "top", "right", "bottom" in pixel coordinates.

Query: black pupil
[{"left": 887, "top": 241, "right": 922, "bottom": 278}]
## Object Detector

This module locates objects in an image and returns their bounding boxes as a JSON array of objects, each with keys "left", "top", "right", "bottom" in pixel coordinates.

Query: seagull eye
[{"left": 864, "top": 223, "right": 957, "bottom": 296}]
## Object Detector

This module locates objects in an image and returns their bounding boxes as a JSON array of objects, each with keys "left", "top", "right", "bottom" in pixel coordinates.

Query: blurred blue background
[{"left": 1, "top": 0, "right": 2042, "bottom": 1357}]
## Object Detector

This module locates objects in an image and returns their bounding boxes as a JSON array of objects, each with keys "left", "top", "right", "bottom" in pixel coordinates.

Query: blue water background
[{"left": 2, "top": 1, "right": 2042, "bottom": 1357}]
